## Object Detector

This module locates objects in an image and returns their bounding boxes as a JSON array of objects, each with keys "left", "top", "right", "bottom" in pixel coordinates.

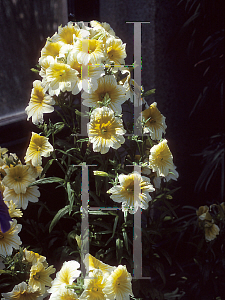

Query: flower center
[
  {"left": 33, "top": 274, "right": 40, "bottom": 280},
  {"left": 0, "top": 232, "right": 4, "bottom": 239},
  {"left": 92, "top": 287, "right": 98, "bottom": 292},
  {"left": 101, "top": 126, "right": 108, "bottom": 134}
]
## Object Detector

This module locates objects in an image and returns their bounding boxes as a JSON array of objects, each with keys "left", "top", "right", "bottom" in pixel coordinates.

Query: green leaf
[
  {"left": 54, "top": 122, "right": 65, "bottom": 134},
  {"left": 49, "top": 205, "right": 70, "bottom": 232},
  {"left": 30, "top": 177, "right": 65, "bottom": 186},
  {"left": 116, "top": 238, "right": 123, "bottom": 263},
  {"left": 142, "top": 88, "right": 156, "bottom": 97},
  {"left": 122, "top": 228, "right": 130, "bottom": 253},
  {"left": 67, "top": 182, "right": 75, "bottom": 214}
]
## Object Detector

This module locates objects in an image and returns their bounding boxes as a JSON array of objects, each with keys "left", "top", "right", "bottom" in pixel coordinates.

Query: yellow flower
[
  {"left": 84, "top": 254, "right": 116, "bottom": 276},
  {"left": 196, "top": 206, "right": 220, "bottom": 242},
  {"left": 23, "top": 248, "right": 48, "bottom": 267},
  {"left": 6, "top": 200, "right": 23, "bottom": 218},
  {"left": 26, "top": 161, "right": 43, "bottom": 179},
  {"left": 0, "top": 147, "right": 8, "bottom": 156},
  {"left": 105, "top": 37, "right": 127, "bottom": 65},
  {"left": 141, "top": 102, "right": 167, "bottom": 140},
  {"left": 90, "top": 20, "right": 115, "bottom": 36},
  {"left": 25, "top": 133, "right": 53, "bottom": 167},
  {"left": 102, "top": 265, "right": 133, "bottom": 300},
  {"left": 49, "top": 286, "right": 79, "bottom": 300},
  {"left": 149, "top": 140, "right": 174, "bottom": 177},
  {"left": 2, "top": 165, "right": 35, "bottom": 194},
  {"left": 29, "top": 262, "right": 56, "bottom": 294},
  {"left": 52, "top": 22, "right": 88, "bottom": 45},
  {"left": 80, "top": 269, "right": 106, "bottom": 300},
  {"left": 0, "top": 219, "right": 22, "bottom": 256},
  {"left": 1, "top": 281, "right": 43, "bottom": 300},
  {"left": 48, "top": 260, "right": 81, "bottom": 295},
  {"left": 45, "top": 62, "right": 79, "bottom": 96},
  {"left": 107, "top": 171, "right": 155, "bottom": 214},
  {"left": 87, "top": 107, "right": 126, "bottom": 154},
  {"left": 25, "top": 80, "right": 55, "bottom": 125},
  {"left": 3, "top": 185, "right": 40, "bottom": 210},
  {"left": 73, "top": 39, "right": 105, "bottom": 65},
  {"left": 40, "top": 40, "right": 64, "bottom": 62},
  {"left": 82, "top": 75, "right": 128, "bottom": 114},
  {"left": 67, "top": 52, "right": 105, "bottom": 93}
]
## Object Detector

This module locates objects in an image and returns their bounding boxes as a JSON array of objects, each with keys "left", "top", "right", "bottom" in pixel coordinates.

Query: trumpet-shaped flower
[
  {"left": 52, "top": 22, "right": 89, "bottom": 45},
  {"left": 90, "top": 20, "right": 115, "bottom": 40},
  {"left": 2, "top": 165, "right": 35, "bottom": 194},
  {"left": 29, "top": 262, "right": 56, "bottom": 294},
  {"left": 107, "top": 171, "right": 155, "bottom": 214},
  {"left": 3, "top": 185, "right": 40, "bottom": 210},
  {"left": 0, "top": 219, "right": 22, "bottom": 256},
  {"left": 87, "top": 107, "right": 126, "bottom": 154},
  {"left": 49, "top": 285, "right": 79, "bottom": 300},
  {"left": 23, "top": 248, "right": 48, "bottom": 267},
  {"left": 45, "top": 62, "right": 80, "bottom": 96},
  {"left": 25, "top": 133, "right": 53, "bottom": 167},
  {"left": 149, "top": 140, "right": 174, "bottom": 177},
  {"left": 25, "top": 80, "right": 55, "bottom": 125},
  {"left": 84, "top": 254, "right": 116, "bottom": 276},
  {"left": 73, "top": 39, "right": 105, "bottom": 65},
  {"left": 67, "top": 51, "right": 104, "bottom": 93},
  {"left": 102, "top": 265, "right": 133, "bottom": 300},
  {"left": 82, "top": 75, "right": 128, "bottom": 114},
  {"left": 105, "top": 37, "right": 127, "bottom": 65},
  {"left": 48, "top": 260, "right": 81, "bottom": 294},
  {"left": 80, "top": 269, "right": 107, "bottom": 300},
  {"left": 141, "top": 102, "right": 167, "bottom": 140},
  {"left": 40, "top": 40, "right": 64, "bottom": 63},
  {"left": 1, "top": 281, "right": 44, "bottom": 300},
  {"left": 26, "top": 161, "right": 43, "bottom": 179},
  {"left": 6, "top": 200, "right": 23, "bottom": 218}
]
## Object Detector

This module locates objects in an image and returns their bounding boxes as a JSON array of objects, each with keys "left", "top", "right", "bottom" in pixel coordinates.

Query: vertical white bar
[{"left": 81, "top": 163, "right": 89, "bottom": 277}]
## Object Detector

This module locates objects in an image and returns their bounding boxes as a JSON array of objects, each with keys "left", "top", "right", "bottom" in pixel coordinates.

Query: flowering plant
[{"left": 4, "top": 19, "right": 224, "bottom": 299}]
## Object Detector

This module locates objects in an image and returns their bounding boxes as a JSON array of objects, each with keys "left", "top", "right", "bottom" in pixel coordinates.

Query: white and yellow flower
[
  {"left": 52, "top": 22, "right": 89, "bottom": 45},
  {"left": 24, "top": 133, "right": 53, "bottom": 167},
  {"left": 105, "top": 37, "right": 127, "bottom": 65},
  {"left": 6, "top": 200, "right": 23, "bottom": 218},
  {"left": 29, "top": 261, "right": 55, "bottom": 294},
  {"left": 149, "top": 140, "right": 174, "bottom": 177},
  {"left": 49, "top": 285, "right": 79, "bottom": 300},
  {"left": 107, "top": 171, "right": 155, "bottom": 214},
  {"left": 79, "top": 269, "right": 106, "bottom": 300},
  {"left": 0, "top": 219, "right": 22, "bottom": 256},
  {"left": 2, "top": 165, "right": 35, "bottom": 194},
  {"left": 87, "top": 107, "right": 126, "bottom": 154},
  {"left": 48, "top": 260, "right": 81, "bottom": 295},
  {"left": 140, "top": 102, "right": 167, "bottom": 140},
  {"left": 82, "top": 75, "right": 128, "bottom": 114},
  {"left": 103, "top": 265, "right": 133, "bottom": 300},
  {"left": 23, "top": 248, "right": 48, "bottom": 267},
  {"left": 3, "top": 185, "right": 40, "bottom": 210},
  {"left": 73, "top": 39, "right": 105, "bottom": 65},
  {"left": 39, "top": 40, "right": 64, "bottom": 64},
  {"left": 84, "top": 254, "right": 116, "bottom": 276},
  {"left": 25, "top": 80, "right": 55, "bottom": 125},
  {"left": 1, "top": 281, "right": 44, "bottom": 300},
  {"left": 45, "top": 62, "right": 80, "bottom": 96},
  {"left": 67, "top": 51, "right": 104, "bottom": 93}
]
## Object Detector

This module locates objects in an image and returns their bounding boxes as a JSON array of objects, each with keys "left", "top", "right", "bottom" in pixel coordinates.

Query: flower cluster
[
  {"left": 1, "top": 248, "right": 55, "bottom": 299},
  {"left": 197, "top": 203, "right": 225, "bottom": 242},
  {"left": 48, "top": 254, "right": 133, "bottom": 300}
]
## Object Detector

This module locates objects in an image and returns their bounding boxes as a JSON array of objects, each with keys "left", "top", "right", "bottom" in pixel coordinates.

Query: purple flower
[{"left": 0, "top": 191, "right": 12, "bottom": 233}]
